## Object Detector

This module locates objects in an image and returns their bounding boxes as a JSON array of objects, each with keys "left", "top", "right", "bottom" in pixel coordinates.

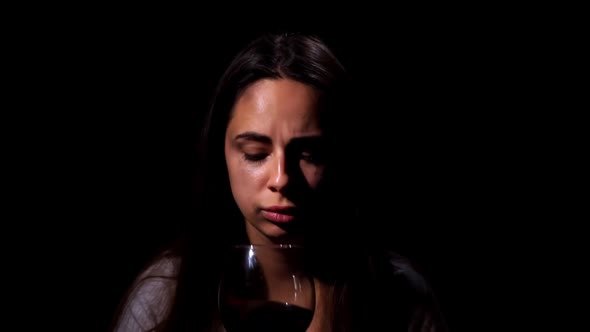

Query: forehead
[{"left": 228, "top": 79, "right": 322, "bottom": 135}]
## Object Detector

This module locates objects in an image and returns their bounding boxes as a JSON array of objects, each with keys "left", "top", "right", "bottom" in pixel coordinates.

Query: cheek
[
  {"left": 227, "top": 157, "right": 267, "bottom": 193},
  {"left": 301, "top": 164, "right": 325, "bottom": 189}
]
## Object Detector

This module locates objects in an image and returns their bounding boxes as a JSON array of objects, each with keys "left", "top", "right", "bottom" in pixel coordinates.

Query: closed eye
[
  {"left": 301, "top": 151, "right": 323, "bottom": 165},
  {"left": 243, "top": 153, "right": 267, "bottom": 162}
]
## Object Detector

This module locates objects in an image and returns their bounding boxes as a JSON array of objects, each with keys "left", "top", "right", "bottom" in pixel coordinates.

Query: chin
[
  {"left": 262, "top": 223, "right": 302, "bottom": 242},
  {"left": 246, "top": 219, "right": 301, "bottom": 244},
  {"left": 263, "top": 223, "right": 290, "bottom": 237}
]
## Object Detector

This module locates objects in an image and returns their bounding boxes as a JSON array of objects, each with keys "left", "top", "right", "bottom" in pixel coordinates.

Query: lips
[{"left": 261, "top": 206, "right": 296, "bottom": 223}]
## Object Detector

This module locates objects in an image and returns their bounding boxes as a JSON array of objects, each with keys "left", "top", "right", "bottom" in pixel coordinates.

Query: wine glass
[{"left": 218, "top": 244, "right": 315, "bottom": 332}]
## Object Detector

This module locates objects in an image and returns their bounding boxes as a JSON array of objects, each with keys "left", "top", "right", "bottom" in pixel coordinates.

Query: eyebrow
[
  {"left": 234, "top": 132, "right": 272, "bottom": 144},
  {"left": 234, "top": 132, "right": 324, "bottom": 145}
]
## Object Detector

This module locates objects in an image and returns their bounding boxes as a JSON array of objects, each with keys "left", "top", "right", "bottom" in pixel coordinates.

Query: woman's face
[{"left": 224, "top": 79, "right": 326, "bottom": 244}]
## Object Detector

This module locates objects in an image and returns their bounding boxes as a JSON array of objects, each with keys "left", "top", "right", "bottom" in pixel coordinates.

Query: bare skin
[{"left": 224, "top": 78, "right": 331, "bottom": 331}]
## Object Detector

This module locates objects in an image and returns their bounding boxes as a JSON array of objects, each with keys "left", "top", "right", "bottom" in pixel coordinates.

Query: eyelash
[
  {"left": 243, "top": 153, "right": 267, "bottom": 163},
  {"left": 243, "top": 152, "right": 322, "bottom": 165},
  {"left": 301, "top": 153, "right": 317, "bottom": 164}
]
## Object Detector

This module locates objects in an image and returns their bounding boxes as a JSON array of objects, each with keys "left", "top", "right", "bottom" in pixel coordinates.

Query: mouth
[{"left": 260, "top": 206, "right": 297, "bottom": 223}]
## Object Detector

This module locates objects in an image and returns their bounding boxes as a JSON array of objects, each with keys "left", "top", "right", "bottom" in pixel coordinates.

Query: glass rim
[{"left": 227, "top": 244, "right": 304, "bottom": 249}]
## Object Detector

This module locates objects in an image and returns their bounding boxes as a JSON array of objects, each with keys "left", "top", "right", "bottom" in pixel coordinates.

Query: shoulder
[
  {"left": 371, "top": 250, "right": 449, "bottom": 332},
  {"left": 382, "top": 251, "right": 432, "bottom": 296},
  {"left": 111, "top": 253, "right": 181, "bottom": 332}
]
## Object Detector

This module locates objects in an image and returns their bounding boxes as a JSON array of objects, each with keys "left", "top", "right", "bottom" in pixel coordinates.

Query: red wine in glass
[
  {"left": 221, "top": 300, "right": 313, "bottom": 332},
  {"left": 218, "top": 245, "right": 315, "bottom": 332}
]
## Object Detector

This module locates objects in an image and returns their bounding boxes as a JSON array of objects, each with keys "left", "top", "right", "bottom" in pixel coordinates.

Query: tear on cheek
[{"left": 304, "top": 171, "right": 324, "bottom": 188}]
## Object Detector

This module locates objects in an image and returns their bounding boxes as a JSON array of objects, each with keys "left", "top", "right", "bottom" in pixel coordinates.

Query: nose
[{"left": 268, "top": 152, "right": 289, "bottom": 192}]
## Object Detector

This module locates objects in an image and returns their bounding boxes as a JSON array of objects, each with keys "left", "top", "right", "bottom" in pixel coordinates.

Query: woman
[{"left": 111, "top": 32, "right": 447, "bottom": 332}]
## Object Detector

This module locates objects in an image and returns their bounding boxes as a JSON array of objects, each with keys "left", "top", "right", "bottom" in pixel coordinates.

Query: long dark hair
[
  {"left": 111, "top": 31, "right": 447, "bottom": 332},
  {"left": 158, "top": 32, "right": 368, "bottom": 331}
]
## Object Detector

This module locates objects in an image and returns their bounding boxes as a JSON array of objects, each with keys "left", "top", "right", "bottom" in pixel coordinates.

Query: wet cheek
[
  {"left": 228, "top": 161, "right": 262, "bottom": 211},
  {"left": 236, "top": 162, "right": 268, "bottom": 188},
  {"left": 302, "top": 166, "right": 324, "bottom": 189}
]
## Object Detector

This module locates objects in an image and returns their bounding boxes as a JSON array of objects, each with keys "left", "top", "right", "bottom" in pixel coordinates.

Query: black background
[{"left": 11, "top": 6, "right": 566, "bottom": 331}]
